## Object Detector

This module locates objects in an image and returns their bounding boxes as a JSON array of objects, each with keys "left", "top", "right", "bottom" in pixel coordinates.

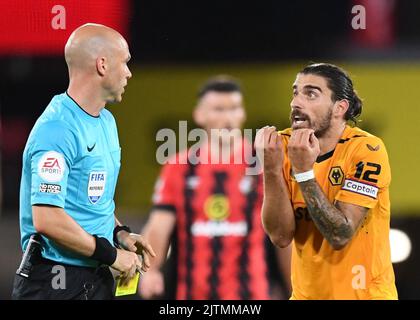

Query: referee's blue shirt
[{"left": 19, "top": 92, "right": 121, "bottom": 267}]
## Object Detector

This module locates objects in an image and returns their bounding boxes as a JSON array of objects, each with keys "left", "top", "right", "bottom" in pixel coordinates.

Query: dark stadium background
[{"left": 1, "top": 0, "right": 420, "bottom": 299}]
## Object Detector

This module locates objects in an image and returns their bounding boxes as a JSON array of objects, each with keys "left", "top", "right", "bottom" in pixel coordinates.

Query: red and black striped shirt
[{"left": 152, "top": 140, "right": 269, "bottom": 300}]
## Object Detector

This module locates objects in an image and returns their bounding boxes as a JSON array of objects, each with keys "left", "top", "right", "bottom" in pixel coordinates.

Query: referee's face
[
  {"left": 103, "top": 38, "right": 132, "bottom": 103},
  {"left": 290, "top": 73, "right": 335, "bottom": 137}
]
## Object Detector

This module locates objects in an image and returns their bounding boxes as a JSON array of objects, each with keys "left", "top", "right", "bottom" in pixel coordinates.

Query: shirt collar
[{"left": 63, "top": 91, "right": 101, "bottom": 124}]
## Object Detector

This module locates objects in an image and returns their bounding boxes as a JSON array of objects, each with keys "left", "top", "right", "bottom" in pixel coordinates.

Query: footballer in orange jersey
[{"left": 256, "top": 63, "right": 397, "bottom": 300}]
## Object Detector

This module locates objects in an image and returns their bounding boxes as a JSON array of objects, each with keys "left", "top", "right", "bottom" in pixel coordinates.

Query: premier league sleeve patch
[
  {"left": 37, "top": 151, "right": 66, "bottom": 182},
  {"left": 88, "top": 171, "right": 107, "bottom": 204}
]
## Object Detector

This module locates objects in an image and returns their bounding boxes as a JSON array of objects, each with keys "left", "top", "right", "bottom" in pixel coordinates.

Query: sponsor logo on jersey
[
  {"left": 191, "top": 220, "right": 248, "bottom": 237},
  {"left": 342, "top": 179, "right": 378, "bottom": 199},
  {"left": 39, "top": 183, "right": 61, "bottom": 194},
  {"left": 204, "top": 194, "right": 230, "bottom": 221},
  {"left": 366, "top": 144, "right": 380, "bottom": 151},
  {"left": 239, "top": 176, "right": 253, "bottom": 194},
  {"left": 87, "top": 143, "right": 96, "bottom": 152},
  {"left": 88, "top": 171, "right": 106, "bottom": 204},
  {"left": 38, "top": 151, "right": 65, "bottom": 182},
  {"left": 186, "top": 176, "right": 200, "bottom": 189}
]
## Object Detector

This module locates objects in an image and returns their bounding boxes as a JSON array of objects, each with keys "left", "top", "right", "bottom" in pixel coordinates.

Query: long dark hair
[{"left": 300, "top": 63, "right": 362, "bottom": 125}]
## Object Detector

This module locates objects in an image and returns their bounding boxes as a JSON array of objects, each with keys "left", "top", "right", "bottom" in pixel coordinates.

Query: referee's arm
[
  {"left": 33, "top": 204, "right": 96, "bottom": 257},
  {"left": 33, "top": 204, "right": 141, "bottom": 281}
]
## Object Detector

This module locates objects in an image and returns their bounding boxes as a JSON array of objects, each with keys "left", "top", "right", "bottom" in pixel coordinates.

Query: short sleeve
[
  {"left": 335, "top": 136, "right": 391, "bottom": 209},
  {"left": 151, "top": 163, "right": 179, "bottom": 213},
  {"left": 30, "top": 121, "right": 78, "bottom": 208}
]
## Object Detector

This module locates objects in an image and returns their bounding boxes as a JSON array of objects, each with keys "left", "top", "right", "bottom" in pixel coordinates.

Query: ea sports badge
[
  {"left": 88, "top": 171, "right": 106, "bottom": 204},
  {"left": 38, "top": 151, "right": 65, "bottom": 182}
]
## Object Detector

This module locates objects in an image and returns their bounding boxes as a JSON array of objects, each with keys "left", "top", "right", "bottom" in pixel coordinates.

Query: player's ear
[
  {"left": 96, "top": 57, "right": 107, "bottom": 76},
  {"left": 334, "top": 99, "right": 349, "bottom": 119}
]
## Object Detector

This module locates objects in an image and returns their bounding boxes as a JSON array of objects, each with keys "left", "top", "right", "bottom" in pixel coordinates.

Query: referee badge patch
[{"left": 88, "top": 171, "right": 107, "bottom": 204}]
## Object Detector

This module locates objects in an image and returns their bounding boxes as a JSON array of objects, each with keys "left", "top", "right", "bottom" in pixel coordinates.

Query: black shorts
[{"left": 11, "top": 258, "right": 115, "bottom": 300}]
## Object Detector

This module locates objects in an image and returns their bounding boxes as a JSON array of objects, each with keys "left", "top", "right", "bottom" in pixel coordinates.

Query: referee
[{"left": 12, "top": 23, "right": 155, "bottom": 300}]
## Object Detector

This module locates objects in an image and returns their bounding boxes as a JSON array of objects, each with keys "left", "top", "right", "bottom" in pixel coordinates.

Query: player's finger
[
  {"left": 255, "top": 127, "right": 266, "bottom": 148},
  {"left": 268, "top": 130, "right": 279, "bottom": 147},
  {"left": 276, "top": 132, "right": 283, "bottom": 148},
  {"left": 265, "top": 126, "right": 277, "bottom": 146},
  {"left": 256, "top": 126, "right": 271, "bottom": 152},
  {"left": 299, "top": 129, "right": 313, "bottom": 146},
  {"left": 289, "top": 129, "right": 300, "bottom": 145},
  {"left": 309, "top": 131, "right": 317, "bottom": 146},
  {"left": 306, "top": 129, "right": 315, "bottom": 145}
]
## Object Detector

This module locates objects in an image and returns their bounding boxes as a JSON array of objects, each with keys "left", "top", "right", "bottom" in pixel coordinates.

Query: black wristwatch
[{"left": 113, "top": 225, "right": 132, "bottom": 248}]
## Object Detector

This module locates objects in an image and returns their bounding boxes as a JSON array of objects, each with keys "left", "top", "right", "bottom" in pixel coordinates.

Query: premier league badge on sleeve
[{"left": 88, "top": 171, "right": 107, "bottom": 204}]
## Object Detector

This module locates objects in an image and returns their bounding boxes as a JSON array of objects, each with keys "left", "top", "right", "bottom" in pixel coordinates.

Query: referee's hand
[
  {"left": 116, "top": 231, "right": 156, "bottom": 273},
  {"left": 111, "top": 249, "right": 142, "bottom": 285}
]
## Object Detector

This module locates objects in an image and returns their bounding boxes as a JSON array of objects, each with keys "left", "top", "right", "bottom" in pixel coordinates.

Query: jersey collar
[{"left": 63, "top": 92, "right": 101, "bottom": 124}]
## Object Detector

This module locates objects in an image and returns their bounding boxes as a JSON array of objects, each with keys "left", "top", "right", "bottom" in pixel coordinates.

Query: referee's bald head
[{"left": 64, "top": 23, "right": 128, "bottom": 75}]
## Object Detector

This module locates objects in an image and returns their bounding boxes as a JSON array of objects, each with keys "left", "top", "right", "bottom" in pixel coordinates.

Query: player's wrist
[
  {"left": 293, "top": 169, "right": 315, "bottom": 183},
  {"left": 263, "top": 165, "right": 284, "bottom": 178},
  {"left": 91, "top": 235, "right": 117, "bottom": 266},
  {"left": 147, "top": 267, "right": 161, "bottom": 274}
]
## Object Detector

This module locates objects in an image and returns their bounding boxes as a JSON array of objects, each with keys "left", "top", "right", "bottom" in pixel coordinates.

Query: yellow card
[{"left": 115, "top": 272, "right": 140, "bottom": 297}]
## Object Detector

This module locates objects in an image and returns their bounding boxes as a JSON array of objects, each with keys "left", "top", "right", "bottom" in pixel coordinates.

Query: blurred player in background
[
  {"left": 257, "top": 63, "right": 397, "bottom": 299},
  {"left": 139, "top": 76, "right": 291, "bottom": 300},
  {"left": 12, "top": 23, "right": 155, "bottom": 300}
]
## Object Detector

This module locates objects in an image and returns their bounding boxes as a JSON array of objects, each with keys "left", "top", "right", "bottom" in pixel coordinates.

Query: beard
[
  {"left": 290, "top": 106, "right": 333, "bottom": 138},
  {"left": 314, "top": 107, "right": 333, "bottom": 138}
]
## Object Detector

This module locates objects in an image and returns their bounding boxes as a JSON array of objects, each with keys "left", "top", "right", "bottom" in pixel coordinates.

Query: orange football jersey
[{"left": 280, "top": 125, "right": 398, "bottom": 300}]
